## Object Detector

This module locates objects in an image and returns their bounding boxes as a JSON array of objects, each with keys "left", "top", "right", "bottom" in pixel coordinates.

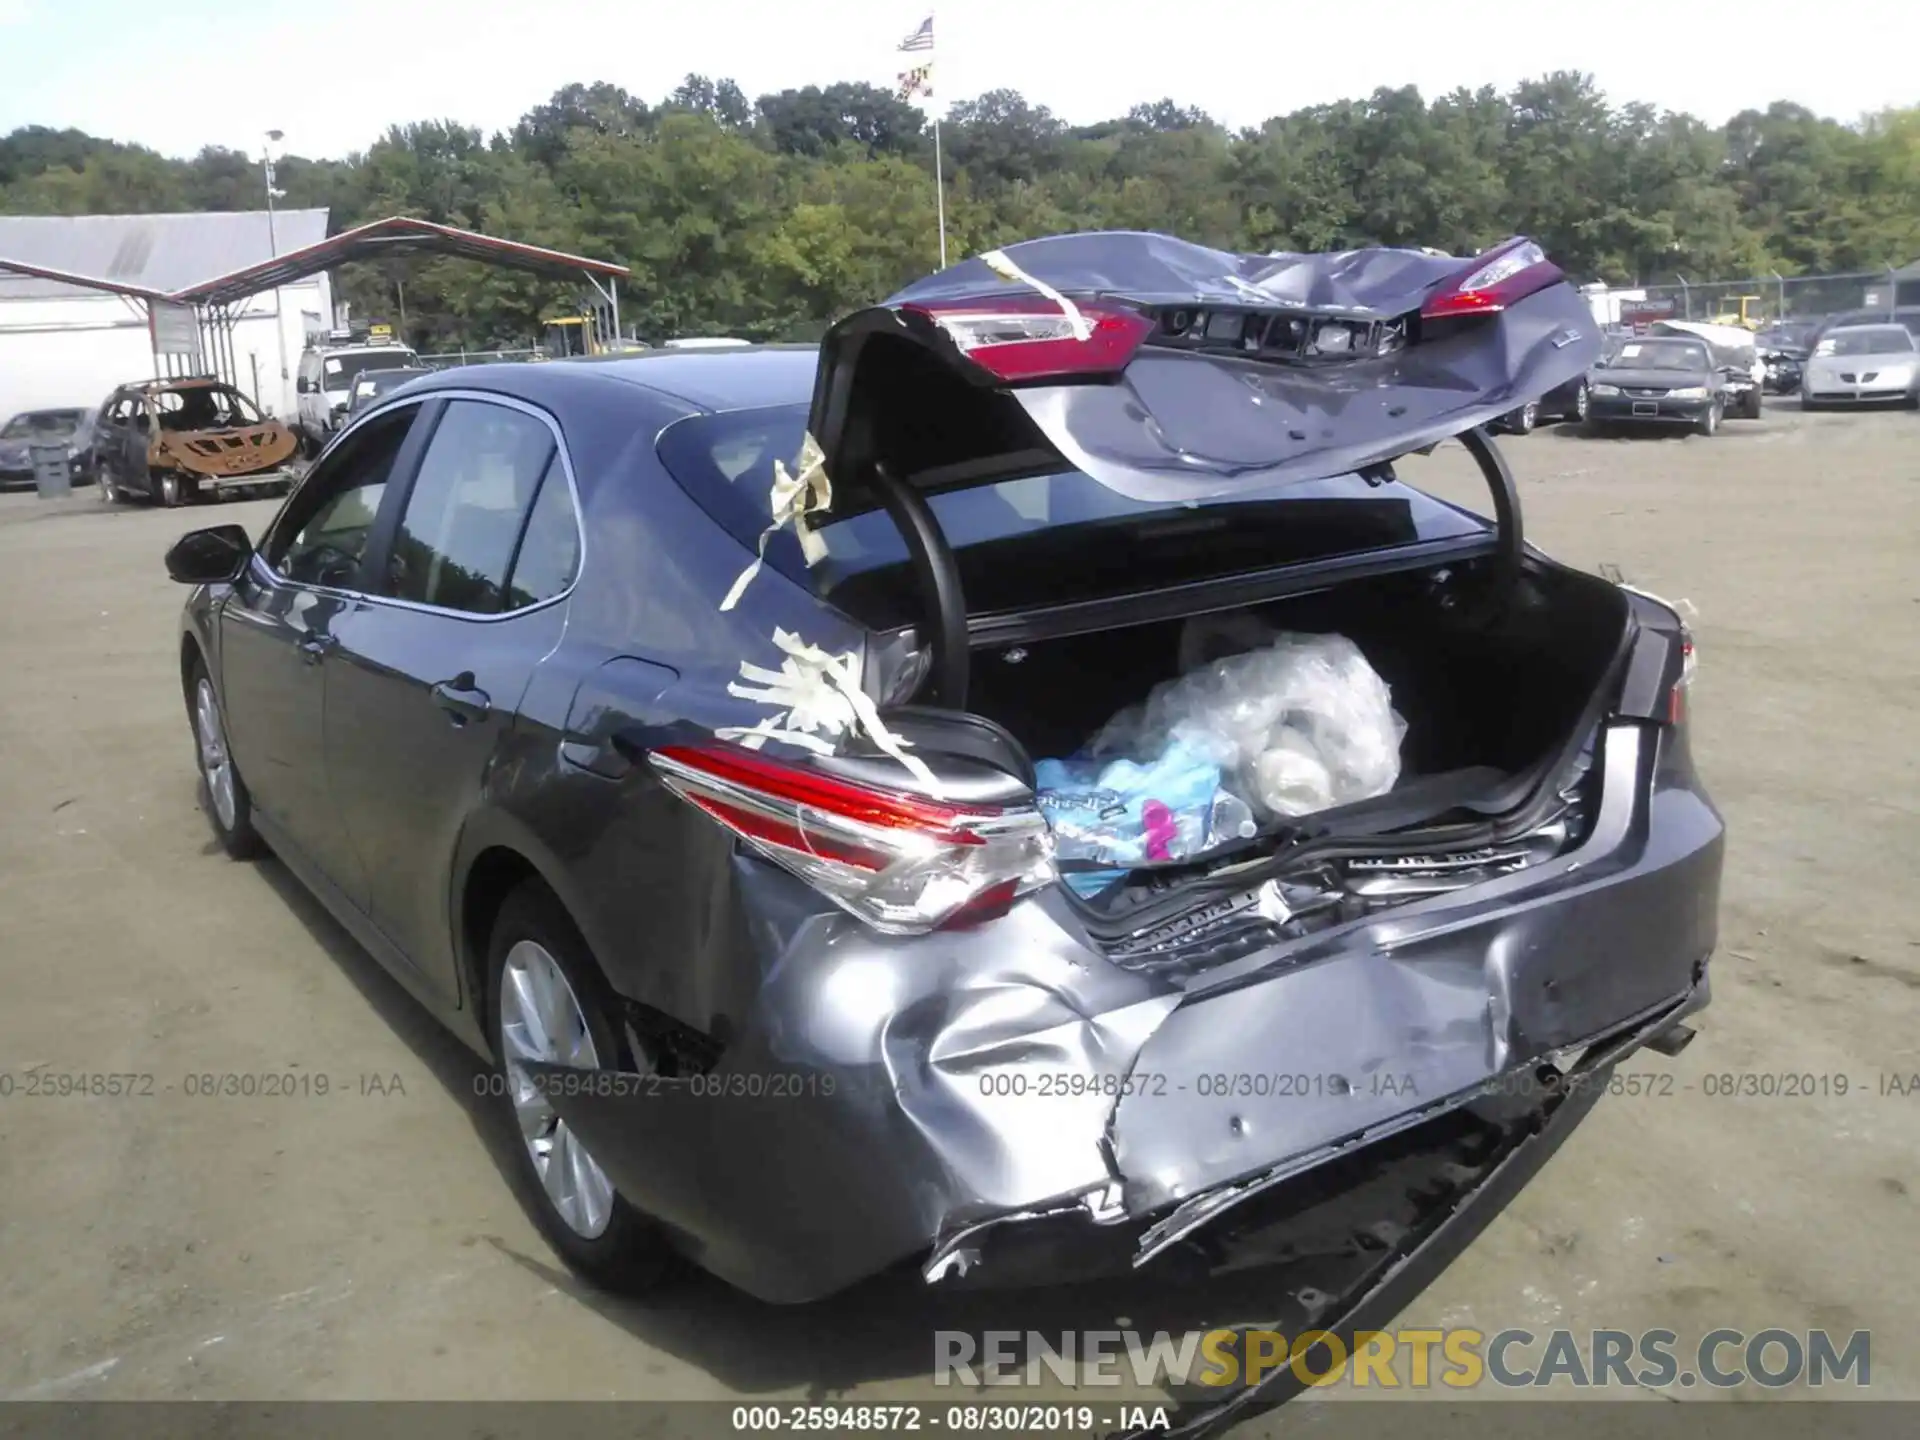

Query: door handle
[
  {"left": 431, "top": 675, "right": 491, "bottom": 725},
  {"left": 297, "top": 631, "right": 337, "bottom": 665}
]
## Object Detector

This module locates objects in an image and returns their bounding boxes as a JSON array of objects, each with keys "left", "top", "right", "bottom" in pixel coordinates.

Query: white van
[{"left": 296, "top": 341, "right": 420, "bottom": 448}]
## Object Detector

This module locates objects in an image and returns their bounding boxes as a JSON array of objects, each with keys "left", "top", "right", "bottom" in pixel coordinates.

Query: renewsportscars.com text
[{"left": 934, "top": 1327, "right": 1870, "bottom": 1391}]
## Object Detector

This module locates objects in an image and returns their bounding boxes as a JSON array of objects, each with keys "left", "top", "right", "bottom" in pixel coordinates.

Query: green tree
[{"left": 5, "top": 73, "right": 1916, "bottom": 348}]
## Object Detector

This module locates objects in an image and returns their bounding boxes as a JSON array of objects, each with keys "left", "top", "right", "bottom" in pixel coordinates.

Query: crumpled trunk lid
[{"left": 808, "top": 230, "right": 1602, "bottom": 517}]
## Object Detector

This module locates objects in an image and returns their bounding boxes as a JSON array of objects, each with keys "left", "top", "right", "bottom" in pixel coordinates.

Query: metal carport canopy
[
  {"left": 0, "top": 255, "right": 169, "bottom": 301},
  {"left": 168, "top": 215, "right": 631, "bottom": 324}
]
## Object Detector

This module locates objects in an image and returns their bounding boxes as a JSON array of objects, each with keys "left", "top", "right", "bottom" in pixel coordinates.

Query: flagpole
[
  {"left": 933, "top": 110, "right": 948, "bottom": 269},
  {"left": 897, "top": 11, "right": 945, "bottom": 268}
]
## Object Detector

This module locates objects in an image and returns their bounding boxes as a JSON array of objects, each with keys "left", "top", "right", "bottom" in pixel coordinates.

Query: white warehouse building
[{"left": 0, "top": 209, "right": 330, "bottom": 423}]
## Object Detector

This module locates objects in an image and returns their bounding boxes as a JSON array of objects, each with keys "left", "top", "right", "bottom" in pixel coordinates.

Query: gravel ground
[{"left": 0, "top": 399, "right": 1914, "bottom": 1416}]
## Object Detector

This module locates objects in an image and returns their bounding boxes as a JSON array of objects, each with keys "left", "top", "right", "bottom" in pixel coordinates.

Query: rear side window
[
  {"left": 384, "top": 400, "right": 559, "bottom": 615},
  {"left": 503, "top": 457, "right": 580, "bottom": 609}
]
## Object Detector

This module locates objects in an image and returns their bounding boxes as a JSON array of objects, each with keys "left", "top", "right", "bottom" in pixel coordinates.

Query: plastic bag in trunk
[{"left": 1035, "top": 630, "right": 1406, "bottom": 889}]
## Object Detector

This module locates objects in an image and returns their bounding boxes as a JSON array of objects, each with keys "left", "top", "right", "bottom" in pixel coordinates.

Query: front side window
[
  {"left": 267, "top": 406, "right": 418, "bottom": 589},
  {"left": 383, "top": 400, "right": 558, "bottom": 615}
]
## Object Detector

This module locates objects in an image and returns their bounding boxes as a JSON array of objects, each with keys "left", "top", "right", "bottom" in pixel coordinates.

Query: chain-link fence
[
  {"left": 416, "top": 347, "right": 544, "bottom": 368},
  {"left": 1613, "top": 267, "right": 1919, "bottom": 329}
]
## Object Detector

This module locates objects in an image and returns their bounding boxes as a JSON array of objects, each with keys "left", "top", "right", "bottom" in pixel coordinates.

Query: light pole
[{"left": 262, "top": 129, "right": 290, "bottom": 416}]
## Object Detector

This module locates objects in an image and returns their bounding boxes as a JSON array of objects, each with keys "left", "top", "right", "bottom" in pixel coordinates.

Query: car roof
[
  {"left": 1824, "top": 323, "right": 1912, "bottom": 338},
  {"left": 118, "top": 377, "right": 232, "bottom": 395},
  {"left": 531, "top": 344, "right": 816, "bottom": 412}
]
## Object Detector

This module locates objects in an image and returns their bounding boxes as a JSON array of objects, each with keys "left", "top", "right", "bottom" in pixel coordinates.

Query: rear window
[{"left": 657, "top": 404, "right": 1490, "bottom": 620}]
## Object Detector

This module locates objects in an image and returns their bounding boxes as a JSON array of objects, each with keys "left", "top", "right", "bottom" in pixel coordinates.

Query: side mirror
[{"left": 166, "top": 524, "right": 252, "bottom": 585}]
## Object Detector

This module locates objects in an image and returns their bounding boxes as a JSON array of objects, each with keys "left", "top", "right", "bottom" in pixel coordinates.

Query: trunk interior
[{"left": 966, "top": 557, "right": 1631, "bottom": 817}]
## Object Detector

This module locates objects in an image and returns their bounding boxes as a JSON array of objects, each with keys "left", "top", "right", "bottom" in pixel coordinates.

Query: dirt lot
[{"left": 1, "top": 402, "right": 1916, "bottom": 1415}]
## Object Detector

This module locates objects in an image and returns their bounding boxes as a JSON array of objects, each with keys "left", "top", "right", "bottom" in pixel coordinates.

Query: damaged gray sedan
[{"left": 166, "top": 231, "right": 1721, "bottom": 1425}]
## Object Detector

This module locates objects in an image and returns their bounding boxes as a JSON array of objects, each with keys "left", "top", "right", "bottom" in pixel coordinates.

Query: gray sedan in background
[{"left": 1801, "top": 325, "right": 1920, "bottom": 408}]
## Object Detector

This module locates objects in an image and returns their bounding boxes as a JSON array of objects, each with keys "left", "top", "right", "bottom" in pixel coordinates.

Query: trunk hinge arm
[
  {"left": 869, "top": 462, "right": 970, "bottom": 708},
  {"left": 1457, "top": 425, "right": 1525, "bottom": 581}
]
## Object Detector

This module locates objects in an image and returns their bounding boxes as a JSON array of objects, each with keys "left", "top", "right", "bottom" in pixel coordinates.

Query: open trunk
[
  {"left": 969, "top": 558, "right": 1628, "bottom": 795},
  {"left": 949, "top": 553, "right": 1633, "bottom": 938}
]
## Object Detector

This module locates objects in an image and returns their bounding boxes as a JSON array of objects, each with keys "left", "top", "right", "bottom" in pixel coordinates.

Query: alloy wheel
[
  {"left": 194, "top": 678, "right": 236, "bottom": 830},
  {"left": 160, "top": 472, "right": 181, "bottom": 506},
  {"left": 497, "top": 940, "right": 617, "bottom": 1239},
  {"left": 97, "top": 475, "right": 114, "bottom": 505},
  {"left": 1519, "top": 402, "right": 1539, "bottom": 433},
  {"left": 1574, "top": 383, "right": 1590, "bottom": 422}
]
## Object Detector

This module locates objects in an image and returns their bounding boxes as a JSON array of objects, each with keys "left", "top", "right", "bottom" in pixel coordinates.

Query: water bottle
[{"left": 1208, "top": 791, "right": 1257, "bottom": 846}]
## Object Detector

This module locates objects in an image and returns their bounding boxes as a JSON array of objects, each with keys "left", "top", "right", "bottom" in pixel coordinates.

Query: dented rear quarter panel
[{"left": 532, "top": 718, "right": 1722, "bottom": 1303}]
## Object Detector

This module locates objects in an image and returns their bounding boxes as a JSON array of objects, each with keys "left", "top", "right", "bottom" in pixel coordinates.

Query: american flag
[{"left": 898, "top": 14, "right": 934, "bottom": 51}]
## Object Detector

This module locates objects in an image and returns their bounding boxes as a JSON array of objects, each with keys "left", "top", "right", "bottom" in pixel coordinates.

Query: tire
[
  {"left": 97, "top": 473, "right": 120, "bottom": 505},
  {"left": 1800, "top": 392, "right": 1815, "bottom": 412},
  {"left": 485, "top": 882, "right": 673, "bottom": 1293},
  {"left": 1741, "top": 389, "right": 1763, "bottom": 420},
  {"left": 1696, "top": 402, "right": 1722, "bottom": 437},
  {"left": 1502, "top": 402, "right": 1538, "bottom": 435},
  {"left": 156, "top": 469, "right": 191, "bottom": 507},
  {"left": 1571, "top": 382, "right": 1590, "bottom": 424},
  {"left": 187, "top": 657, "right": 265, "bottom": 859}
]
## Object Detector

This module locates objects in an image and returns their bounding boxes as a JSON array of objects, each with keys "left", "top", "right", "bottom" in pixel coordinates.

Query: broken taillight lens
[
  {"left": 906, "top": 296, "right": 1151, "bottom": 382},
  {"left": 1421, "top": 238, "right": 1565, "bottom": 319},
  {"left": 649, "top": 741, "right": 1056, "bottom": 935},
  {"left": 1669, "top": 631, "right": 1696, "bottom": 725}
]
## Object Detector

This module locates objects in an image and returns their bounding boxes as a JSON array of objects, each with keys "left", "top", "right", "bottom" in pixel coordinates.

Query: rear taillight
[
  {"left": 906, "top": 296, "right": 1151, "bottom": 382},
  {"left": 649, "top": 741, "right": 1056, "bottom": 935},
  {"left": 1669, "top": 631, "right": 1696, "bottom": 725},
  {"left": 1421, "top": 238, "right": 1564, "bottom": 319}
]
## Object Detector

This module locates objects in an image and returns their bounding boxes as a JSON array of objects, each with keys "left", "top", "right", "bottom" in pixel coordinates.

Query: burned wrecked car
[
  {"left": 96, "top": 378, "right": 298, "bottom": 506},
  {"left": 166, "top": 232, "right": 1721, "bottom": 1425}
]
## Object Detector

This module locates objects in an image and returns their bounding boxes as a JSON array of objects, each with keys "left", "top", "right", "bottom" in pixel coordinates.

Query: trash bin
[{"left": 30, "top": 441, "right": 72, "bottom": 499}]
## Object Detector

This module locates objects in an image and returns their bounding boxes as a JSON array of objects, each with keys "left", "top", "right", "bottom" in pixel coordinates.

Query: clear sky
[{"left": 2, "top": 0, "right": 1913, "bottom": 160}]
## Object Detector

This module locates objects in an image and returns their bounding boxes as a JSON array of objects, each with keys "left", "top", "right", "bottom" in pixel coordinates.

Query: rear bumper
[
  {"left": 534, "top": 722, "right": 1722, "bottom": 1304},
  {"left": 1108, "top": 1054, "right": 1620, "bottom": 1439}
]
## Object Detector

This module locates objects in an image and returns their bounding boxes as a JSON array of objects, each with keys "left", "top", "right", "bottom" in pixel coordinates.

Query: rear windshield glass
[
  {"left": 1817, "top": 327, "right": 1914, "bottom": 356},
  {"left": 2, "top": 409, "right": 85, "bottom": 439},
  {"left": 657, "top": 404, "right": 1491, "bottom": 617}
]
